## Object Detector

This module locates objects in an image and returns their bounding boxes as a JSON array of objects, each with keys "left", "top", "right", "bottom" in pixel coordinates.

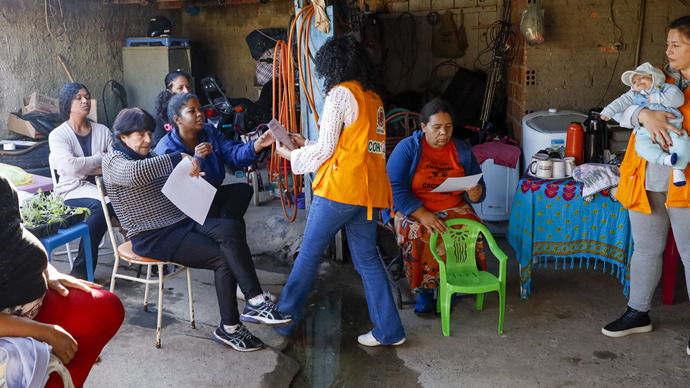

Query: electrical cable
[
  {"left": 478, "top": 0, "right": 518, "bottom": 127},
  {"left": 392, "top": 12, "right": 418, "bottom": 91},
  {"left": 44, "top": 0, "right": 67, "bottom": 40},
  {"left": 597, "top": 0, "right": 624, "bottom": 107},
  {"left": 102, "top": 80, "right": 127, "bottom": 128}
]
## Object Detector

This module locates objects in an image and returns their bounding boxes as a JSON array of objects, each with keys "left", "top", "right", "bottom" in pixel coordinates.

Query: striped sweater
[{"left": 101, "top": 147, "right": 185, "bottom": 238}]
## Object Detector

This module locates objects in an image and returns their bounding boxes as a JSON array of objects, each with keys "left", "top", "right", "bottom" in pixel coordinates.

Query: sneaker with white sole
[
  {"left": 212, "top": 323, "right": 263, "bottom": 352},
  {"left": 687, "top": 338, "right": 690, "bottom": 356},
  {"left": 240, "top": 296, "right": 292, "bottom": 326},
  {"left": 236, "top": 287, "right": 278, "bottom": 303},
  {"left": 357, "top": 331, "right": 405, "bottom": 347},
  {"left": 601, "top": 306, "right": 652, "bottom": 338}
]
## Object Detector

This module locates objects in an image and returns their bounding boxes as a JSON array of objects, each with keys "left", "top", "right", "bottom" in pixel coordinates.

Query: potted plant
[
  {"left": 60, "top": 206, "right": 91, "bottom": 228},
  {"left": 21, "top": 201, "right": 49, "bottom": 238},
  {"left": 19, "top": 190, "right": 87, "bottom": 238}
]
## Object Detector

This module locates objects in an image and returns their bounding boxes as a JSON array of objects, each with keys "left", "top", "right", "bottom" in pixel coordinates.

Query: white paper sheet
[
  {"left": 161, "top": 158, "right": 217, "bottom": 225},
  {"left": 430, "top": 173, "right": 483, "bottom": 193}
]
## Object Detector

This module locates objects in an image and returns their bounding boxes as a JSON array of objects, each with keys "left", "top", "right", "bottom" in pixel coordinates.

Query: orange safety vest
[
  {"left": 311, "top": 81, "right": 393, "bottom": 220},
  {"left": 616, "top": 72, "right": 690, "bottom": 213}
]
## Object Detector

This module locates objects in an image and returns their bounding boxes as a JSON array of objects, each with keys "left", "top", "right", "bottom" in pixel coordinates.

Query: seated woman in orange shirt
[{"left": 386, "top": 99, "right": 487, "bottom": 315}]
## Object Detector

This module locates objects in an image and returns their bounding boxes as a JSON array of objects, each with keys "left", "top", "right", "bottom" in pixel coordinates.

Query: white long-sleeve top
[
  {"left": 48, "top": 121, "right": 112, "bottom": 200},
  {"left": 290, "top": 86, "right": 358, "bottom": 174}
]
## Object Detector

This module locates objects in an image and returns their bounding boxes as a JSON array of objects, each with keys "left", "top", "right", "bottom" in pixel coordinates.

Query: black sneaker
[
  {"left": 687, "top": 338, "right": 690, "bottom": 356},
  {"left": 240, "top": 296, "right": 293, "bottom": 326},
  {"left": 601, "top": 306, "right": 653, "bottom": 338},
  {"left": 212, "top": 323, "right": 263, "bottom": 352}
]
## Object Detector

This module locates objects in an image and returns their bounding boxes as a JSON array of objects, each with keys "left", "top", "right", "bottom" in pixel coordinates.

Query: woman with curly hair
[{"left": 273, "top": 35, "right": 406, "bottom": 346}]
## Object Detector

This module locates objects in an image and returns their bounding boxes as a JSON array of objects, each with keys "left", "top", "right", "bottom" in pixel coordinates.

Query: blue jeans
[{"left": 276, "top": 196, "right": 405, "bottom": 344}]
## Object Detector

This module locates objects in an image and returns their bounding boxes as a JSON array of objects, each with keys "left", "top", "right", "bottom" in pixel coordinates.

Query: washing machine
[
  {"left": 521, "top": 108, "right": 587, "bottom": 170},
  {"left": 471, "top": 158, "right": 520, "bottom": 222}
]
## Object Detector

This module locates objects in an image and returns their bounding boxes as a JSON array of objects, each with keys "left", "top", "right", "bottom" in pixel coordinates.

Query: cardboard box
[
  {"left": 7, "top": 113, "right": 45, "bottom": 139},
  {"left": 21, "top": 92, "right": 59, "bottom": 115}
]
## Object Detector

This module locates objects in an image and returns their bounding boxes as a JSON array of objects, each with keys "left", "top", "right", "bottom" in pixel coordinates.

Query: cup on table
[
  {"left": 535, "top": 159, "right": 553, "bottom": 178},
  {"left": 528, "top": 154, "right": 548, "bottom": 176},
  {"left": 563, "top": 157, "right": 576, "bottom": 176},
  {"left": 551, "top": 158, "right": 566, "bottom": 179}
]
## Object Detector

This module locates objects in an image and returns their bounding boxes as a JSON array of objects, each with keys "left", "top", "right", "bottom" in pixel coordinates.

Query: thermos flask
[
  {"left": 565, "top": 122, "right": 584, "bottom": 165},
  {"left": 583, "top": 131, "right": 602, "bottom": 163},
  {"left": 583, "top": 109, "right": 606, "bottom": 163}
]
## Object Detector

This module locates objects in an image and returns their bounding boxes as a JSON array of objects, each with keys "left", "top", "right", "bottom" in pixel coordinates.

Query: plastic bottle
[{"left": 565, "top": 122, "right": 584, "bottom": 165}]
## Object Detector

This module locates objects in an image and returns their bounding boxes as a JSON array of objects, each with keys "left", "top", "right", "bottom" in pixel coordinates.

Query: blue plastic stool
[
  {"left": 125, "top": 37, "right": 190, "bottom": 47},
  {"left": 40, "top": 222, "right": 93, "bottom": 282}
]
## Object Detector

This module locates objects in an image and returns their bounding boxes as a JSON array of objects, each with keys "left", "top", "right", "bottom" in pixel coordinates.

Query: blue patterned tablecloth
[{"left": 507, "top": 176, "right": 633, "bottom": 299}]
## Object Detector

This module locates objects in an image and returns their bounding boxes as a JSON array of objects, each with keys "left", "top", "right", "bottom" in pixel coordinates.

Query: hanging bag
[
  {"left": 433, "top": 11, "right": 464, "bottom": 58},
  {"left": 457, "top": 9, "right": 468, "bottom": 55},
  {"left": 520, "top": 1, "right": 545, "bottom": 45}
]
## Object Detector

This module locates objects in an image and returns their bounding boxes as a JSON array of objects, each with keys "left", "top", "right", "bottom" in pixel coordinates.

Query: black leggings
[
  {"left": 170, "top": 217, "right": 262, "bottom": 325},
  {"left": 208, "top": 183, "right": 253, "bottom": 221}
]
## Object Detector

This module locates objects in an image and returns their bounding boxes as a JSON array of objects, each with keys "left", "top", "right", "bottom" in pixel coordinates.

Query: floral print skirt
[{"left": 393, "top": 202, "right": 486, "bottom": 292}]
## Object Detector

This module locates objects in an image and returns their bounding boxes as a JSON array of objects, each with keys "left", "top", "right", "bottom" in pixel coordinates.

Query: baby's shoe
[
  {"left": 673, "top": 169, "right": 686, "bottom": 187},
  {"left": 664, "top": 153, "right": 678, "bottom": 167}
]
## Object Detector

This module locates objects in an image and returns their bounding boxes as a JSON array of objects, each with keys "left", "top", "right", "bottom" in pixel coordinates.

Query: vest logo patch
[
  {"left": 368, "top": 140, "right": 385, "bottom": 158},
  {"left": 376, "top": 106, "right": 385, "bottom": 134}
]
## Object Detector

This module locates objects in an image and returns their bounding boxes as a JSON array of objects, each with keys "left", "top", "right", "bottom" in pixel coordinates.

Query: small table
[
  {"left": 16, "top": 175, "right": 53, "bottom": 194},
  {"left": 40, "top": 222, "right": 93, "bottom": 282},
  {"left": 507, "top": 176, "right": 633, "bottom": 299}
]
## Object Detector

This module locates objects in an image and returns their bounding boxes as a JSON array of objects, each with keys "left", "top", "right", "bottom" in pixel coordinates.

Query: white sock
[
  {"left": 249, "top": 295, "right": 265, "bottom": 306},
  {"left": 673, "top": 169, "right": 686, "bottom": 186},
  {"left": 664, "top": 154, "right": 674, "bottom": 166},
  {"left": 223, "top": 324, "right": 239, "bottom": 333}
]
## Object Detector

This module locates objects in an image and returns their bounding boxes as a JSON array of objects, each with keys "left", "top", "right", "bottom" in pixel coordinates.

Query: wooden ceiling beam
[{"left": 110, "top": 0, "right": 269, "bottom": 7}]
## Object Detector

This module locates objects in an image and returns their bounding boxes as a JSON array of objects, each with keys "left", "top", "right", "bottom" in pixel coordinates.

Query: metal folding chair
[{"left": 96, "top": 176, "right": 195, "bottom": 348}]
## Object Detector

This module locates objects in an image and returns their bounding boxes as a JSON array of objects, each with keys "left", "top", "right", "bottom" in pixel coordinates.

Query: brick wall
[{"left": 505, "top": 0, "right": 690, "bottom": 145}]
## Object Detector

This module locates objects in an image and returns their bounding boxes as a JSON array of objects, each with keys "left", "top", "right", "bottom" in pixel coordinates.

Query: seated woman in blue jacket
[
  {"left": 386, "top": 99, "right": 487, "bottom": 315},
  {"left": 154, "top": 93, "right": 274, "bottom": 222}
]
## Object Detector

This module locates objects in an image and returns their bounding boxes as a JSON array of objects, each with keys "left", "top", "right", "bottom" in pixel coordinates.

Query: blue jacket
[
  {"left": 154, "top": 123, "right": 259, "bottom": 187},
  {"left": 385, "top": 130, "right": 486, "bottom": 223}
]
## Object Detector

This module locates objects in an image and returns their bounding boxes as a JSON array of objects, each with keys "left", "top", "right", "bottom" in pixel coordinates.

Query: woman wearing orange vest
[
  {"left": 602, "top": 16, "right": 690, "bottom": 356},
  {"left": 273, "top": 35, "right": 405, "bottom": 346}
]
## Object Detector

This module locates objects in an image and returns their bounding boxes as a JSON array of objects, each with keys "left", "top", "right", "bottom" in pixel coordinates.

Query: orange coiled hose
[{"left": 269, "top": 4, "right": 320, "bottom": 222}]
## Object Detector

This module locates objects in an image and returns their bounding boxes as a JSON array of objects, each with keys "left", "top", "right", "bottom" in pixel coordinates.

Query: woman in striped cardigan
[{"left": 102, "top": 108, "right": 292, "bottom": 352}]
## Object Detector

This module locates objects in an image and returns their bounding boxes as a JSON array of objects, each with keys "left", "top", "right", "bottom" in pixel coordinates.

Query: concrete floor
[{"left": 49, "top": 185, "right": 690, "bottom": 388}]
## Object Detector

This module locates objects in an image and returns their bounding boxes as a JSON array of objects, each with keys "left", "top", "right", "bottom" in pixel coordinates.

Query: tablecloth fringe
[{"left": 530, "top": 255, "right": 630, "bottom": 298}]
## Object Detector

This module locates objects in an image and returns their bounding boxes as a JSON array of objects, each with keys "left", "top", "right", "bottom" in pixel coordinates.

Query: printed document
[
  {"left": 162, "top": 157, "right": 217, "bottom": 224},
  {"left": 430, "top": 173, "right": 483, "bottom": 193},
  {"left": 267, "top": 118, "right": 296, "bottom": 150}
]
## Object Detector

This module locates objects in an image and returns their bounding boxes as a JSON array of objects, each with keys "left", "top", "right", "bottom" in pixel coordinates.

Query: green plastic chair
[{"left": 430, "top": 219, "right": 507, "bottom": 336}]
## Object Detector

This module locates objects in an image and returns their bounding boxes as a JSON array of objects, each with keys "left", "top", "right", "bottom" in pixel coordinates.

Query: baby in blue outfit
[{"left": 600, "top": 62, "right": 688, "bottom": 186}]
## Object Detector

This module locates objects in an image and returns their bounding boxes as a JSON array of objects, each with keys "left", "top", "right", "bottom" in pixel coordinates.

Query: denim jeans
[
  {"left": 276, "top": 196, "right": 405, "bottom": 344},
  {"left": 64, "top": 198, "right": 113, "bottom": 280}
]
